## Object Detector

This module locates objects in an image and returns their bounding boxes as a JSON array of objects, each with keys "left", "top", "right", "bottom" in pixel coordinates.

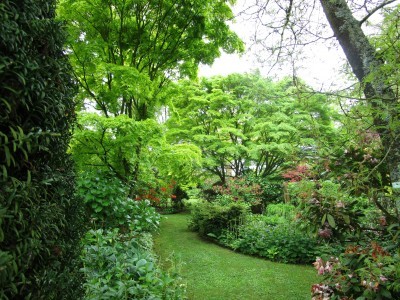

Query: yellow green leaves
[
  {"left": 58, "top": 0, "right": 244, "bottom": 118},
  {"left": 167, "top": 73, "right": 336, "bottom": 181},
  {"left": 71, "top": 113, "right": 163, "bottom": 179},
  {"left": 155, "top": 143, "right": 203, "bottom": 188}
]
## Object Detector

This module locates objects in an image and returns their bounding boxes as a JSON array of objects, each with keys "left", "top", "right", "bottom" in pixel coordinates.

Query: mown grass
[{"left": 153, "top": 213, "right": 318, "bottom": 300}]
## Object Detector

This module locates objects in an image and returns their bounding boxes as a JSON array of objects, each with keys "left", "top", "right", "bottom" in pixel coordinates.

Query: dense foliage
[
  {"left": 188, "top": 200, "right": 249, "bottom": 239},
  {"left": 312, "top": 243, "right": 400, "bottom": 299},
  {"left": 71, "top": 113, "right": 202, "bottom": 201},
  {"left": 179, "top": 64, "right": 400, "bottom": 298},
  {"left": 166, "top": 73, "right": 338, "bottom": 183},
  {"left": 80, "top": 207, "right": 185, "bottom": 299},
  {"left": 57, "top": 0, "right": 240, "bottom": 198},
  {"left": 55, "top": 2, "right": 246, "bottom": 299},
  {"left": 71, "top": 113, "right": 163, "bottom": 189},
  {"left": 77, "top": 170, "right": 161, "bottom": 230},
  {"left": 2, "top": 0, "right": 399, "bottom": 298},
  {"left": 289, "top": 179, "right": 366, "bottom": 241},
  {"left": 0, "top": 0, "right": 86, "bottom": 298},
  {"left": 58, "top": 0, "right": 244, "bottom": 119},
  {"left": 188, "top": 198, "right": 322, "bottom": 264},
  {"left": 74, "top": 150, "right": 182, "bottom": 298}
]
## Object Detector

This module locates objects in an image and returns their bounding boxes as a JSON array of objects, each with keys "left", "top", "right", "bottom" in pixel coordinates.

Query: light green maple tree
[
  {"left": 166, "top": 73, "right": 338, "bottom": 183},
  {"left": 58, "top": 0, "right": 244, "bottom": 120}
]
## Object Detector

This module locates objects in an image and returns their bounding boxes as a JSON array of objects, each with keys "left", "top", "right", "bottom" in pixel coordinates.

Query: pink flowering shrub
[
  {"left": 289, "top": 180, "right": 364, "bottom": 240},
  {"left": 312, "top": 242, "right": 400, "bottom": 299},
  {"left": 212, "top": 177, "right": 262, "bottom": 205}
]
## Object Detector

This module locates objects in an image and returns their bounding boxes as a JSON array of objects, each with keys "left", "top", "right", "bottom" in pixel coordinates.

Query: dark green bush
[
  {"left": 77, "top": 170, "right": 160, "bottom": 231},
  {"left": 244, "top": 173, "right": 284, "bottom": 204},
  {"left": 188, "top": 200, "right": 249, "bottom": 239},
  {"left": 0, "top": 1, "right": 86, "bottom": 298},
  {"left": 81, "top": 229, "right": 186, "bottom": 299}
]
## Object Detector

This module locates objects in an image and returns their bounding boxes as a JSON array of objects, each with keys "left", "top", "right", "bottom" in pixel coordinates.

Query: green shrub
[
  {"left": 77, "top": 170, "right": 128, "bottom": 219},
  {"left": 263, "top": 203, "right": 296, "bottom": 225},
  {"left": 188, "top": 201, "right": 249, "bottom": 239},
  {"left": 81, "top": 229, "right": 186, "bottom": 300},
  {"left": 222, "top": 215, "right": 319, "bottom": 264},
  {"left": 289, "top": 180, "right": 365, "bottom": 241},
  {"left": 244, "top": 173, "right": 284, "bottom": 204},
  {"left": 0, "top": 1, "right": 86, "bottom": 298},
  {"left": 129, "top": 200, "right": 161, "bottom": 233},
  {"left": 77, "top": 170, "right": 160, "bottom": 231}
]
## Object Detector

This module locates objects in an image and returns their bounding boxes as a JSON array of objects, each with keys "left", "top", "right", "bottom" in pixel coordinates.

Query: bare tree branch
[{"left": 359, "top": 0, "right": 398, "bottom": 25}]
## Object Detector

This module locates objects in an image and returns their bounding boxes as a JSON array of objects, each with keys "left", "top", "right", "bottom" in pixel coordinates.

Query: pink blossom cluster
[
  {"left": 312, "top": 257, "right": 340, "bottom": 299},
  {"left": 361, "top": 275, "right": 388, "bottom": 292},
  {"left": 282, "top": 164, "right": 311, "bottom": 182},
  {"left": 313, "top": 257, "right": 338, "bottom": 275},
  {"left": 311, "top": 283, "right": 333, "bottom": 300},
  {"left": 318, "top": 227, "right": 333, "bottom": 239},
  {"left": 311, "top": 243, "right": 395, "bottom": 299}
]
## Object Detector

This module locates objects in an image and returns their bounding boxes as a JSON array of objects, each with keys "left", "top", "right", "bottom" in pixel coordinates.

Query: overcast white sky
[
  {"left": 198, "top": 0, "right": 391, "bottom": 91},
  {"left": 198, "top": 46, "right": 346, "bottom": 90}
]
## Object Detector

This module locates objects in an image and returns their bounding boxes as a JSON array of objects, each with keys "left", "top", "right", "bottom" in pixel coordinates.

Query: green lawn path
[{"left": 154, "top": 213, "right": 318, "bottom": 300}]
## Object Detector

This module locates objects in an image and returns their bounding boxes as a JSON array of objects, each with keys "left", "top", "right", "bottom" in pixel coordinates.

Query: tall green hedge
[{"left": 0, "top": 1, "right": 87, "bottom": 298}]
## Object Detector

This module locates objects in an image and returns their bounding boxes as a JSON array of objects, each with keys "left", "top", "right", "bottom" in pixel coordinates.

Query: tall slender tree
[{"left": 319, "top": 0, "right": 400, "bottom": 215}]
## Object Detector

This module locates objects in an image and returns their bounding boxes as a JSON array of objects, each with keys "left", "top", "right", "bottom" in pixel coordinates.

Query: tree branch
[{"left": 359, "top": 0, "right": 398, "bottom": 26}]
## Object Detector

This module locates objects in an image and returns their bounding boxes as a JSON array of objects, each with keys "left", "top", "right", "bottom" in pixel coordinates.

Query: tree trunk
[{"left": 320, "top": 0, "right": 400, "bottom": 216}]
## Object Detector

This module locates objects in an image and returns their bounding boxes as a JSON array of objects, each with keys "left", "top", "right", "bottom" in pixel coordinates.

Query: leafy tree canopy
[
  {"left": 166, "top": 73, "right": 338, "bottom": 183},
  {"left": 58, "top": 0, "right": 244, "bottom": 119},
  {"left": 71, "top": 113, "right": 203, "bottom": 193},
  {"left": 71, "top": 113, "right": 162, "bottom": 181}
]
